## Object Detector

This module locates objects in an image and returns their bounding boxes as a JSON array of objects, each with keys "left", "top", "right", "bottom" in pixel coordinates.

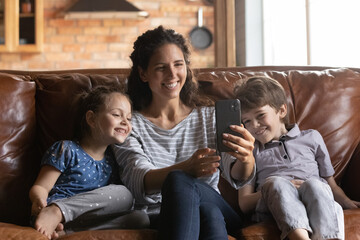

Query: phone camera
[{"left": 231, "top": 102, "right": 239, "bottom": 111}]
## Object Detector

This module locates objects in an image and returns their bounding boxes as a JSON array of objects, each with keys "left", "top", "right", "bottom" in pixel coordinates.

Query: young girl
[{"left": 29, "top": 85, "right": 149, "bottom": 239}]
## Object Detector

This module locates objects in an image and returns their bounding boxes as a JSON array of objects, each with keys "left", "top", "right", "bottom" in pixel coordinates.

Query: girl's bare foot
[
  {"left": 51, "top": 223, "right": 65, "bottom": 239},
  {"left": 35, "top": 205, "right": 63, "bottom": 239}
]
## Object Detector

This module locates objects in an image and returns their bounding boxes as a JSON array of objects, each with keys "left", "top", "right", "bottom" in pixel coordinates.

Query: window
[
  {"left": 262, "top": 0, "right": 307, "bottom": 65},
  {"left": 306, "top": 0, "right": 360, "bottom": 67},
  {"left": 240, "top": 0, "right": 360, "bottom": 67}
]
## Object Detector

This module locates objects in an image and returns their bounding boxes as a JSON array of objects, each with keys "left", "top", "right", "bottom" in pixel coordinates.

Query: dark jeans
[{"left": 158, "top": 170, "right": 245, "bottom": 240}]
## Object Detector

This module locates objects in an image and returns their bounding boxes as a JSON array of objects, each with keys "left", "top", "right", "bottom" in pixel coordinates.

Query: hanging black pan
[{"left": 189, "top": 7, "right": 213, "bottom": 50}]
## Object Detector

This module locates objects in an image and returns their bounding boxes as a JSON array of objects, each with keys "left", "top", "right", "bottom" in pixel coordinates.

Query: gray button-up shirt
[{"left": 249, "top": 124, "right": 335, "bottom": 191}]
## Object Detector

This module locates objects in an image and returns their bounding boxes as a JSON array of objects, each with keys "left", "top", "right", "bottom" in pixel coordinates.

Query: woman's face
[{"left": 139, "top": 43, "right": 187, "bottom": 103}]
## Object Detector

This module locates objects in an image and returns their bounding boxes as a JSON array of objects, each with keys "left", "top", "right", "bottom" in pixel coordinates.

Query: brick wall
[{"left": 0, "top": 0, "right": 214, "bottom": 70}]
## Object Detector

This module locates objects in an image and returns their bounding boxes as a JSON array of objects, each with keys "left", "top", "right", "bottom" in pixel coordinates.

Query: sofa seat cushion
[
  {"left": 0, "top": 223, "right": 158, "bottom": 240},
  {"left": 57, "top": 229, "right": 157, "bottom": 240},
  {"left": 0, "top": 223, "right": 48, "bottom": 240},
  {"left": 235, "top": 208, "right": 360, "bottom": 239},
  {"left": 343, "top": 209, "right": 360, "bottom": 238},
  {"left": 237, "top": 221, "right": 281, "bottom": 240}
]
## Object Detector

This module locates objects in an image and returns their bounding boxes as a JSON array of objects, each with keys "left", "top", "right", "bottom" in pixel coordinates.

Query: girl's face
[
  {"left": 91, "top": 93, "right": 132, "bottom": 145},
  {"left": 139, "top": 43, "right": 187, "bottom": 103},
  {"left": 242, "top": 104, "right": 287, "bottom": 145}
]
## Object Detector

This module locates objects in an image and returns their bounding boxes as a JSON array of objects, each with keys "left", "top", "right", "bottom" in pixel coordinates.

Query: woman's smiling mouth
[{"left": 162, "top": 81, "right": 178, "bottom": 89}]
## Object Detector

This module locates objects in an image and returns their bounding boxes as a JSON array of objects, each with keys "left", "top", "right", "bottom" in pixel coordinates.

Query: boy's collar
[
  {"left": 283, "top": 124, "right": 300, "bottom": 138},
  {"left": 256, "top": 123, "right": 301, "bottom": 150}
]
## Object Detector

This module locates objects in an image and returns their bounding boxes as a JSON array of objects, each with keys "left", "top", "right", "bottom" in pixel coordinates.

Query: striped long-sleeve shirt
[{"left": 112, "top": 106, "right": 251, "bottom": 214}]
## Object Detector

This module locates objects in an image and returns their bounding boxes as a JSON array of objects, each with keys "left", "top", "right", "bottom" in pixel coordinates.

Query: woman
[{"left": 113, "top": 26, "right": 255, "bottom": 239}]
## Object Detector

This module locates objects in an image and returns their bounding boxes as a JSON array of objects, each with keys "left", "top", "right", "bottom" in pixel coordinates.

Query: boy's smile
[{"left": 242, "top": 104, "right": 288, "bottom": 145}]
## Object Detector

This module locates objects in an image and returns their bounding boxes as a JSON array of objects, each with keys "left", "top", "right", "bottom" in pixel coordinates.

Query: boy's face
[{"left": 242, "top": 104, "right": 287, "bottom": 145}]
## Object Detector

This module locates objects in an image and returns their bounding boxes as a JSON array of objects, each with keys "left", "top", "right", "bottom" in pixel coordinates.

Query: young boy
[{"left": 234, "top": 76, "right": 360, "bottom": 240}]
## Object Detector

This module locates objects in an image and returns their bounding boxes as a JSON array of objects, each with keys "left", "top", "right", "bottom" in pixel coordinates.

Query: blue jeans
[{"left": 158, "top": 170, "right": 245, "bottom": 240}]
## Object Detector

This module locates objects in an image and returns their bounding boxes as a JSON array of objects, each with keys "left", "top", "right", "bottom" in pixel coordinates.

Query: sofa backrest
[
  {"left": 195, "top": 66, "right": 360, "bottom": 209},
  {"left": 35, "top": 72, "right": 129, "bottom": 155},
  {"left": 1, "top": 66, "right": 360, "bottom": 226}
]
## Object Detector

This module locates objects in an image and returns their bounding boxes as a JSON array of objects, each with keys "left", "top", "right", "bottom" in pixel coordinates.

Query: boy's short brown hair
[{"left": 234, "top": 76, "right": 289, "bottom": 124}]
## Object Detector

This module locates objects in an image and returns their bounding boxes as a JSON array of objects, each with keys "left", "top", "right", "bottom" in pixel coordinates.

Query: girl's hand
[
  {"left": 184, "top": 148, "right": 221, "bottom": 178},
  {"left": 31, "top": 198, "right": 47, "bottom": 216}
]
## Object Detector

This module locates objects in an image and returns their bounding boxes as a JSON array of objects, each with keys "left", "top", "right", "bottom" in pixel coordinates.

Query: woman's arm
[
  {"left": 143, "top": 124, "right": 255, "bottom": 195},
  {"left": 238, "top": 184, "right": 261, "bottom": 213},
  {"left": 144, "top": 148, "right": 221, "bottom": 194},
  {"left": 29, "top": 165, "right": 61, "bottom": 215},
  {"left": 326, "top": 176, "right": 360, "bottom": 209}
]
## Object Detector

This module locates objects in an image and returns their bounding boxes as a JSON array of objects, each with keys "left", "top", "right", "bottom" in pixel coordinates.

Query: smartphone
[{"left": 215, "top": 99, "right": 241, "bottom": 152}]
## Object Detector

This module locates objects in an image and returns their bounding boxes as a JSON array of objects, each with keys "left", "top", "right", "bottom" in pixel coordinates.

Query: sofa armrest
[{"left": 341, "top": 144, "right": 360, "bottom": 201}]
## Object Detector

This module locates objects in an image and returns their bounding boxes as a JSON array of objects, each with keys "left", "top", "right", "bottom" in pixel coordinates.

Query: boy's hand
[
  {"left": 342, "top": 199, "right": 360, "bottom": 209},
  {"left": 31, "top": 198, "right": 47, "bottom": 216},
  {"left": 290, "top": 179, "right": 304, "bottom": 189},
  {"left": 224, "top": 124, "right": 255, "bottom": 163},
  {"left": 226, "top": 125, "right": 255, "bottom": 181}
]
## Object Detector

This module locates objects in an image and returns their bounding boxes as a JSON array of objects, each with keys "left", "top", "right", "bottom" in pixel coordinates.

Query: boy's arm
[
  {"left": 325, "top": 176, "right": 360, "bottom": 209},
  {"left": 225, "top": 125, "right": 255, "bottom": 182},
  {"left": 238, "top": 184, "right": 261, "bottom": 213},
  {"left": 29, "top": 165, "right": 61, "bottom": 215}
]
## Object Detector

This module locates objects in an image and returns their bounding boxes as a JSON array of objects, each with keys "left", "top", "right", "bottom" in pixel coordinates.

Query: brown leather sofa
[{"left": 1, "top": 66, "right": 360, "bottom": 240}]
